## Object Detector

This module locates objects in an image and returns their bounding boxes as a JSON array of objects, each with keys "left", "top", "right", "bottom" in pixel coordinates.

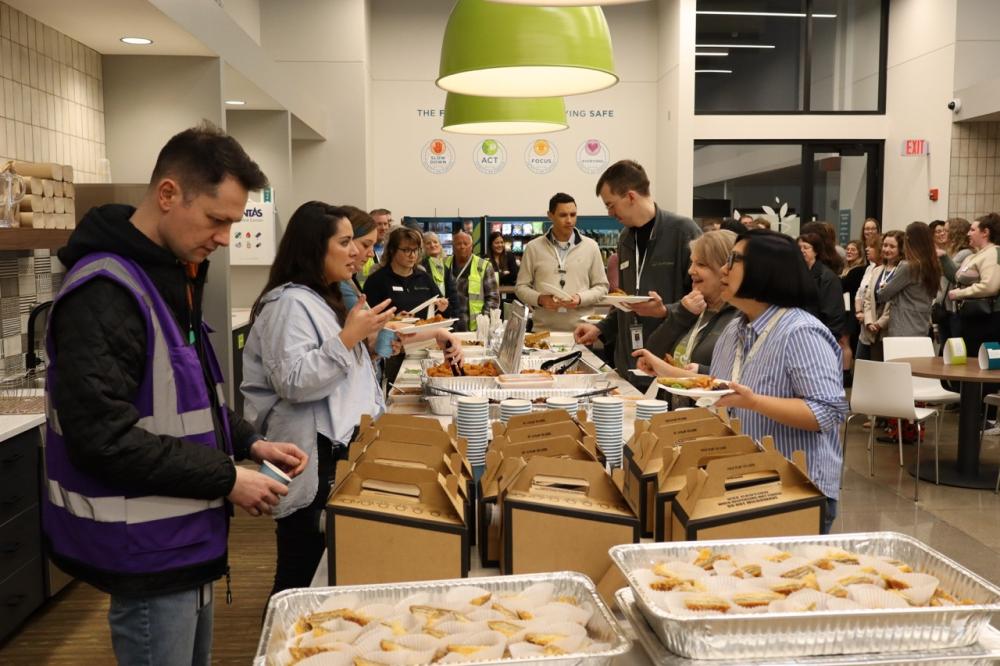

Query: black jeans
[{"left": 269, "top": 435, "right": 346, "bottom": 597}]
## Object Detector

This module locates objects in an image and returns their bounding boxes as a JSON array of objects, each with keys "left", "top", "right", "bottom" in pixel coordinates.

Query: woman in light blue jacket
[{"left": 242, "top": 202, "right": 396, "bottom": 597}]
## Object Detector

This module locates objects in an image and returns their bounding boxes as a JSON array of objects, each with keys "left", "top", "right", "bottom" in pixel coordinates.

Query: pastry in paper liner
[
  {"left": 506, "top": 642, "right": 545, "bottom": 659},
  {"left": 294, "top": 649, "right": 361, "bottom": 666},
  {"left": 652, "top": 560, "right": 710, "bottom": 581},
  {"left": 760, "top": 574, "right": 817, "bottom": 596},
  {"left": 727, "top": 589, "right": 786, "bottom": 611},
  {"left": 392, "top": 593, "right": 432, "bottom": 614},
  {"left": 465, "top": 608, "right": 506, "bottom": 623},
  {"left": 765, "top": 588, "right": 830, "bottom": 612},
  {"left": 709, "top": 559, "right": 743, "bottom": 577},
  {"left": 355, "top": 604, "right": 397, "bottom": 622},
  {"left": 824, "top": 597, "right": 863, "bottom": 611},
  {"left": 759, "top": 555, "right": 812, "bottom": 579},
  {"left": 658, "top": 591, "right": 730, "bottom": 616},
  {"left": 882, "top": 572, "right": 940, "bottom": 606},
  {"left": 436, "top": 630, "right": 507, "bottom": 663},
  {"left": 697, "top": 574, "right": 760, "bottom": 596},
  {"left": 297, "top": 628, "right": 361, "bottom": 649},
  {"left": 356, "top": 648, "right": 436, "bottom": 665},
  {"left": 378, "top": 613, "right": 422, "bottom": 637},
  {"left": 314, "top": 620, "right": 365, "bottom": 644},
  {"left": 317, "top": 593, "right": 363, "bottom": 612},
  {"left": 735, "top": 544, "right": 792, "bottom": 562},
  {"left": 444, "top": 586, "right": 492, "bottom": 608},
  {"left": 504, "top": 582, "right": 555, "bottom": 606},
  {"left": 528, "top": 601, "right": 594, "bottom": 626},
  {"left": 353, "top": 625, "right": 396, "bottom": 652},
  {"left": 511, "top": 620, "right": 587, "bottom": 645},
  {"left": 377, "top": 633, "right": 443, "bottom": 662},
  {"left": 847, "top": 583, "right": 913, "bottom": 609},
  {"left": 432, "top": 620, "right": 491, "bottom": 636}
]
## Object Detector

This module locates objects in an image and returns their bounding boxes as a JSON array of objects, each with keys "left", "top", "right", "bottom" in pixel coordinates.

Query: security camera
[{"left": 948, "top": 99, "right": 962, "bottom": 113}]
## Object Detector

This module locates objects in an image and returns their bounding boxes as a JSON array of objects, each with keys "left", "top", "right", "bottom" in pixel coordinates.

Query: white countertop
[
  {"left": 0, "top": 412, "right": 46, "bottom": 443},
  {"left": 232, "top": 308, "right": 252, "bottom": 331}
]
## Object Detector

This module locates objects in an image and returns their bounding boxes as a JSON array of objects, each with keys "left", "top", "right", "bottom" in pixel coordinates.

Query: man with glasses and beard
[
  {"left": 516, "top": 192, "right": 609, "bottom": 332},
  {"left": 575, "top": 160, "right": 701, "bottom": 380}
]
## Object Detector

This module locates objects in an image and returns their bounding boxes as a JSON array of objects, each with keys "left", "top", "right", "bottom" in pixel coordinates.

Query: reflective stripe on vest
[
  {"left": 427, "top": 257, "right": 446, "bottom": 295},
  {"left": 445, "top": 255, "right": 488, "bottom": 330},
  {"left": 357, "top": 257, "right": 377, "bottom": 287},
  {"left": 43, "top": 253, "right": 230, "bottom": 574}
]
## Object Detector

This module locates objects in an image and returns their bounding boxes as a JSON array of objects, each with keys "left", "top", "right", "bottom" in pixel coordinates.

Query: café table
[{"left": 897, "top": 356, "right": 999, "bottom": 489}]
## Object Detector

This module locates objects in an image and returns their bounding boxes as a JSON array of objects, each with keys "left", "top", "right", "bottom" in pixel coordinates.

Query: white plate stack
[
  {"left": 635, "top": 399, "right": 669, "bottom": 421},
  {"left": 545, "top": 396, "right": 579, "bottom": 414},
  {"left": 591, "top": 396, "right": 624, "bottom": 468},
  {"left": 499, "top": 398, "right": 532, "bottom": 423},
  {"left": 455, "top": 397, "right": 490, "bottom": 470}
]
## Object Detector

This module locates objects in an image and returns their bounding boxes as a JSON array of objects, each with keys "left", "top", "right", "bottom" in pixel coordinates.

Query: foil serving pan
[
  {"left": 254, "top": 571, "right": 631, "bottom": 666},
  {"left": 615, "top": 587, "right": 1000, "bottom": 666},
  {"left": 609, "top": 532, "right": 1000, "bottom": 660},
  {"left": 422, "top": 357, "right": 605, "bottom": 391}
]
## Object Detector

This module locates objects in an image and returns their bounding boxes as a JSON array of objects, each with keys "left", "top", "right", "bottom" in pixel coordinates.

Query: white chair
[
  {"left": 982, "top": 392, "right": 1000, "bottom": 494},
  {"left": 882, "top": 337, "right": 960, "bottom": 406},
  {"left": 848, "top": 360, "right": 941, "bottom": 501}
]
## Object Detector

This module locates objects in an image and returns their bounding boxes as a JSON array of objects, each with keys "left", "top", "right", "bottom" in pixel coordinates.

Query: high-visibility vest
[
  {"left": 446, "top": 254, "right": 488, "bottom": 330},
  {"left": 426, "top": 257, "right": 446, "bottom": 295},
  {"left": 357, "top": 256, "right": 377, "bottom": 287},
  {"left": 43, "top": 252, "right": 231, "bottom": 577}
]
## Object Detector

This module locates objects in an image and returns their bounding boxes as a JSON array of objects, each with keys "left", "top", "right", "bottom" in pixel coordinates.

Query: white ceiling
[{"left": 4, "top": 0, "right": 213, "bottom": 55}]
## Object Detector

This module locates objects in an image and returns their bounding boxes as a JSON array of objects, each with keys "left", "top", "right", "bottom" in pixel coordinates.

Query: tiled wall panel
[
  {"left": 0, "top": 2, "right": 105, "bottom": 371},
  {"left": 949, "top": 122, "right": 1000, "bottom": 221}
]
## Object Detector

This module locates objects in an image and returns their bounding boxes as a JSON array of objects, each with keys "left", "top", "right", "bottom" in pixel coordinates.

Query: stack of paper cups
[
  {"left": 591, "top": 396, "right": 624, "bottom": 468},
  {"left": 455, "top": 397, "right": 490, "bottom": 474},
  {"left": 500, "top": 398, "right": 532, "bottom": 423},
  {"left": 546, "top": 396, "right": 579, "bottom": 414},
  {"left": 636, "top": 399, "right": 669, "bottom": 421}
]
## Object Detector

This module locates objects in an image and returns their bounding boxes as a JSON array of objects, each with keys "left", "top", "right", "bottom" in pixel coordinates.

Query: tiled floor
[{"left": 837, "top": 409, "right": 1000, "bottom": 589}]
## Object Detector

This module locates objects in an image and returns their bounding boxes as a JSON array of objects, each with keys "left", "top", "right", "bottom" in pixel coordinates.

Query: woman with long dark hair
[
  {"left": 797, "top": 232, "right": 847, "bottom": 340},
  {"left": 935, "top": 217, "right": 973, "bottom": 346},
  {"left": 875, "top": 222, "right": 942, "bottom": 339},
  {"left": 488, "top": 230, "right": 519, "bottom": 289},
  {"left": 241, "top": 201, "right": 395, "bottom": 597}
]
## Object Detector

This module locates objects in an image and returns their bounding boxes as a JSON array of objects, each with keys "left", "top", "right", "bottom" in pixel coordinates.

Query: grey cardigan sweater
[
  {"left": 646, "top": 302, "right": 738, "bottom": 374},
  {"left": 596, "top": 205, "right": 702, "bottom": 376},
  {"left": 874, "top": 260, "right": 935, "bottom": 337}
]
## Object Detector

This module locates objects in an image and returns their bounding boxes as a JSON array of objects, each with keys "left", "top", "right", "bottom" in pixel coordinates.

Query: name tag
[
  {"left": 620, "top": 260, "right": 630, "bottom": 270},
  {"left": 392, "top": 285, "right": 404, "bottom": 292}
]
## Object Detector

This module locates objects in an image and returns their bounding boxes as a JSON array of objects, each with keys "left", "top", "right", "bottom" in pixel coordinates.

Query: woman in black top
[
  {"left": 797, "top": 232, "right": 847, "bottom": 341},
  {"left": 488, "top": 231, "right": 519, "bottom": 303},
  {"left": 363, "top": 227, "right": 449, "bottom": 382}
]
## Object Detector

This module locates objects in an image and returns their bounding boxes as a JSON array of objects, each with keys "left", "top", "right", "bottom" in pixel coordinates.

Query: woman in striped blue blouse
[{"left": 713, "top": 230, "right": 848, "bottom": 533}]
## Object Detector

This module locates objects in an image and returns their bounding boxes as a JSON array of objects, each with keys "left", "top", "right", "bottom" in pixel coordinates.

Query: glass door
[{"left": 803, "top": 143, "right": 883, "bottom": 243}]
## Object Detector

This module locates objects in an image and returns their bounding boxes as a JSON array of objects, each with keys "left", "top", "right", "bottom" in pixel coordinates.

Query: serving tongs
[
  {"left": 539, "top": 350, "right": 583, "bottom": 375},
  {"left": 572, "top": 383, "right": 617, "bottom": 399},
  {"left": 445, "top": 339, "right": 464, "bottom": 376}
]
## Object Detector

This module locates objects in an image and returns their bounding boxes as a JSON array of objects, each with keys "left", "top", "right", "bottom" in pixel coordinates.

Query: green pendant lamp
[
  {"left": 488, "top": 1, "right": 647, "bottom": 4},
  {"left": 443, "top": 93, "right": 568, "bottom": 134},
  {"left": 437, "top": 0, "right": 618, "bottom": 98}
]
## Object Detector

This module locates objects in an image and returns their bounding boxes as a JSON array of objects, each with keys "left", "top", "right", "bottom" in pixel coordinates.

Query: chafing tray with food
[
  {"left": 610, "top": 533, "right": 1000, "bottom": 660},
  {"left": 255, "top": 573, "right": 629, "bottom": 666}
]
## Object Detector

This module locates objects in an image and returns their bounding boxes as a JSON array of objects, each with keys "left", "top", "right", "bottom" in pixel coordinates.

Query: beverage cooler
[
  {"left": 483, "top": 215, "right": 620, "bottom": 260},
  {"left": 403, "top": 217, "right": 486, "bottom": 257}
]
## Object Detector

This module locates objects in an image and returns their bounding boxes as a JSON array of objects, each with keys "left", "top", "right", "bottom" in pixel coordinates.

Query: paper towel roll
[
  {"left": 978, "top": 342, "right": 1000, "bottom": 370},
  {"left": 943, "top": 338, "right": 967, "bottom": 365}
]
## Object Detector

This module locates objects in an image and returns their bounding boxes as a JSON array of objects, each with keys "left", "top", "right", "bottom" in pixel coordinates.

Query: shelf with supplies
[{"left": 0, "top": 229, "right": 73, "bottom": 250}]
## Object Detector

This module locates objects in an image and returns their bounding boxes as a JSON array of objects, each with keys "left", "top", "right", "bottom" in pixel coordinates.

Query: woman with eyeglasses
[
  {"left": 634, "top": 230, "right": 847, "bottom": 534},
  {"left": 363, "top": 227, "right": 454, "bottom": 382},
  {"left": 632, "top": 230, "right": 738, "bottom": 377}
]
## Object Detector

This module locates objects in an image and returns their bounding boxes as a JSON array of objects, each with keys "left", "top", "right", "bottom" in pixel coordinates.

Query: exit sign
[{"left": 901, "top": 139, "right": 930, "bottom": 156}]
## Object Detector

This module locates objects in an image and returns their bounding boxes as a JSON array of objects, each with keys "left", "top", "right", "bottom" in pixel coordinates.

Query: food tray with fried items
[
  {"left": 254, "top": 572, "right": 630, "bottom": 666},
  {"left": 422, "top": 356, "right": 603, "bottom": 391},
  {"left": 610, "top": 533, "right": 1000, "bottom": 660},
  {"left": 615, "top": 587, "right": 1000, "bottom": 666}
]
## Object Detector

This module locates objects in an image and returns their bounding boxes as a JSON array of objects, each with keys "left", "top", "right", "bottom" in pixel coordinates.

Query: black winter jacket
[{"left": 49, "top": 204, "right": 259, "bottom": 597}]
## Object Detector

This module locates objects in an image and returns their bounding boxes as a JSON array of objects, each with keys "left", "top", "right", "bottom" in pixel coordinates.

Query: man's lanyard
[
  {"left": 455, "top": 256, "right": 473, "bottom": 281},
  {"left": 634, "top": 243, "right": 648, "bottom": 296},
  {"left": 731, "top": 308, "right": 787, "bottom": 385}
]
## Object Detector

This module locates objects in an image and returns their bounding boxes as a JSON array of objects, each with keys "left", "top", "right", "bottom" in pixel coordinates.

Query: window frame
[{"left": 694, "top": 0, "right": 890, "bottom": 115}]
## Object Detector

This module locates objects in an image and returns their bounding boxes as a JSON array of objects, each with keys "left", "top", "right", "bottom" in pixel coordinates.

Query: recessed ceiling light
[
  {"left": 225, "top": 100, "right": 247, "bottom": 106},
  {"left": 696, "top": 51, "right": 729, "bottom": 57},
  {"left": 120, "top": 36, "right": 153, "bottom": 45},
  {"left": 697, "top": 11, "right": 837, "bottom": 18},
  {"left": 695, "top": 69, "right": 733, "bottom": 74}
]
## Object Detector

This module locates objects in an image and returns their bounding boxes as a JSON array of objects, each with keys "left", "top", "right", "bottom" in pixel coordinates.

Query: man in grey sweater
[
  {"left": 575, "top": 160, "right": 701, "bottom": 380},
  {"left": 515, "top": 192, "right": 610, "bottom": 332}
]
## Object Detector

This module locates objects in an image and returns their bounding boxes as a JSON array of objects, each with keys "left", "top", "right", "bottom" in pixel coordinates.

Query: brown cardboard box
[
  {"left": 622, "top": 413, "right": 738, "bottom": 537},
  {"left": 500, "top": 457, "right": 638, "bottom": 583},
  {"left": 490, "top": 409, "right": 596, "bottom": 450},
  {"left": 595, "top": 560, "right": 630, "bottom": 609},
  {"left": 671, "top": 447, "right": 826, "bottom": 541},
  {"left": 326, "top": 461, "right": 468, "bottom": 585},
  {"left": 652, "top": 435, "right": 762, "bottom": 541},
  {"left": 476, "top": 435, "right": 598, "bottom": 568}
]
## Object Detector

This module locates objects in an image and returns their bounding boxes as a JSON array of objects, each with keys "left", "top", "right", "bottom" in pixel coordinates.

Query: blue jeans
[
  {"left": 109, "top": 584, "right": 214, "bottom": 666},
  {"left": 821, "top": 498, "right": 838, "bottom": 535}
]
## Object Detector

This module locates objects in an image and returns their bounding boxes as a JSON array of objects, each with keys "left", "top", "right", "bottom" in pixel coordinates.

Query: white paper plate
[
  {"left": 394, "top": 318, "right": 458, "bottom": 334},
  {"left": 661, "top": 385, "right": 734, "bottom": 404},
  {"left": 579, "top": 314, "right": 606, "bottom": 324},
  {"left": 601, "top": 295, "right": 652, "bottom": 305},
  {"left": 538, "top": 282, "right": 573, "bottom": 300}
]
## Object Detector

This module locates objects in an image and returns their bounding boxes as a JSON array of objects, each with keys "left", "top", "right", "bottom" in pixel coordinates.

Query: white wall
[
  {"left": 226, "top": 109, "right": 291, "bottom": 309},
  {"left": 368, "top": 0, "right": 659, "bottom": 217},
  {"left": 224, "top": 0, "right": 262, "bottom": 46},
  {"left": 260, "top": 0, "right": 370, "bottom": 210},
  {"left": 953, "top": 0, "right": 1000, "bottom": 91}
]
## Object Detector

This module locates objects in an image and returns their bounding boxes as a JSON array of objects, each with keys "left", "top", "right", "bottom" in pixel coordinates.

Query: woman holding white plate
[{"left": 636, "top": 230, "right": 847, "bottom": 534}]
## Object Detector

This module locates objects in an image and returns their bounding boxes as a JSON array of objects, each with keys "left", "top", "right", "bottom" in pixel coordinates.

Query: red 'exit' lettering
[{"left": 905, "top": 140, "right": 924, "bottom": 155}]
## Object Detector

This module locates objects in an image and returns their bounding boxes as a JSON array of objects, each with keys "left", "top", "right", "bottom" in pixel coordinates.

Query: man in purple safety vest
[{"left": 43, "top": 123, "right": 308, "bottom": 666}]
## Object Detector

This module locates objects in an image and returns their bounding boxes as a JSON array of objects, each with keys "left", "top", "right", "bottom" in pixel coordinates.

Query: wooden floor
[{"left": 0, "top": 508, "right": 278, "bottom": 665}]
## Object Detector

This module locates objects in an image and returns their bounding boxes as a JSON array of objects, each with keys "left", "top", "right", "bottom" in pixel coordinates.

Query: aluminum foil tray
[
  {"left": 424, "top": 383, "right": 614, "bottom": 416},
  {"left": 422, "top": 357, "right": 604, "bottom": 390},
  {"left": 609, "top": 533, "right": 1000, "bottom": 660},
  {"left": 615, "top": 588, "right": 1000, "bottom": 666},
  {"left": 254, "top": 572, "right": 631, "bottom": 666}
]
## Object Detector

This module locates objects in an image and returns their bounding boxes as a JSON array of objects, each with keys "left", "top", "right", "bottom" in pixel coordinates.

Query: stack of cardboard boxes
[
  {"left": 12, "top": 162, "right": 76, "bottom": 229},
  {"left": 325, "top": 414, "right": 471, "bottom": 586}
]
